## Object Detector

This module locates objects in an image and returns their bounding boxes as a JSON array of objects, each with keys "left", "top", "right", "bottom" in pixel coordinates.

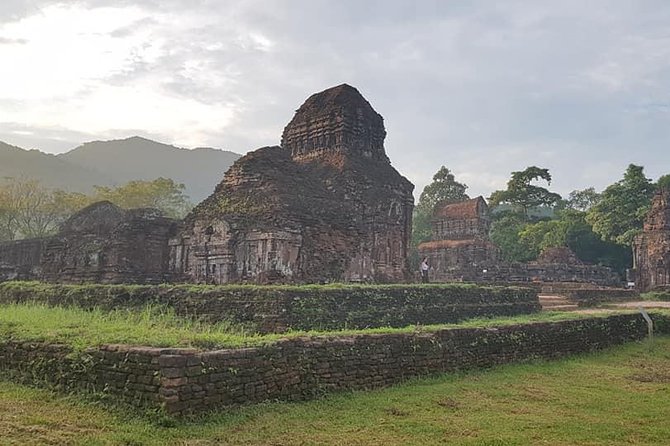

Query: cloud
[{"left": 1, "top": 0, "right": 669, "bottom": 199}]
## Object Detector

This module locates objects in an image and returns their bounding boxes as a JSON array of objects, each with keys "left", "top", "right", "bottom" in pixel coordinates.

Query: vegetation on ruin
[
  {"left": 1, "top": 337, "right": 669, "bottom": 445},
  {"left": 0, "top": 301, "right": 656, "bottom": 351}
]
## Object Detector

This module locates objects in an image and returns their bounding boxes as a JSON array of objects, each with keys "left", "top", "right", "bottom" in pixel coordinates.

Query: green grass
[
  {"left": 642, "top": 291, "right": 670, "bottom": 301},
  {"left": 0, "top": 302, "right": 648, "bottom": 351},
  {"left": 1, "top": 337, "right": 669, "bottom": 445}
]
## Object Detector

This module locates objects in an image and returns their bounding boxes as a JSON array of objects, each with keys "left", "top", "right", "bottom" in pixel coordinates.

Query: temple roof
[
  {"left": 434, "top": 196, "right": 487, "bottom": 220},
  {"left": 288, "top": 84, "right": 377, "bottom": 118},
  {"left": 281, "top": 83, "right": 388, "bottom": 163}
]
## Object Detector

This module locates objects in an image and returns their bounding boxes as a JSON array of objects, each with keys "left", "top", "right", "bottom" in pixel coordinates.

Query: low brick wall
[
  {"left": 0, "top": 341, "right": 164, "bottom": 409},
  {"left": 0, "top": 282, "right": 540, "bottom": 332},
  {"left": 1, "top": 313, "right": 668, "bottom": 416}
]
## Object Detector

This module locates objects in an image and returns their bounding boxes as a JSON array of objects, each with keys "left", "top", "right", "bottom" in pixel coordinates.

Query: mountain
[
  {"left": 58, "top": 136, "right": 241, "bottom": 202},
  {"left": 0, "top": 137, "right": 242, "bottom": 203},
  {"left": 0, "top": 141, "right": 113, "bottom": 191}
]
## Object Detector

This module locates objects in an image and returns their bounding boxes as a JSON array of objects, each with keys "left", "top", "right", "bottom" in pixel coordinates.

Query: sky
[{"left": 1, "top": 0, "right": 669, "bottom": 199}]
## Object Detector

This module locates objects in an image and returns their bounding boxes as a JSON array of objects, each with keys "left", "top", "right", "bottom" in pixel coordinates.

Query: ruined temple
[
  {"left": 417, "top": 197, "right": 500, "bottom": 281},
  {"left": 417, "top": 197, "right": 621, "bottom": 286},
  {"left": 0, "top": 201, "right": 178, "bottom": 284},
  {"left": 633, "top": 188, "right": 670, "bottom": 291},
  {"left": 169, "top": 84, "right": 414, "bottom": 283}
]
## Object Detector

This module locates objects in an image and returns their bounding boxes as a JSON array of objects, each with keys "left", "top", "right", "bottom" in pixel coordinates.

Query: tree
[
  {"left": 564, "top": 187, "right": 601, "bottom": 212},
  {"left": 657, "top": 174, "right": 670, "bottom": 190},
  {"left": 0, "top": 178, "right": 84, "bottom": 240},
  {"left": 94, "top": 178, "right": 192, "bottom": 219},
  {"left": 586, "top": 164, "right": 656, "bottom": 245},
  {"left": 415, "top": 166, "right": 470, "bottom": 214},
  {"left": 488, "top": 166, "right": 562, "bottom": 219},
  {"left": 518, "top": 219, "right": 568, "bottom": 259},
  {"left": 489, "top": 213, "right": 534, "bottom": 262},
  {"left": 559, "top": 209, "right": 631, "bottom": 273}
]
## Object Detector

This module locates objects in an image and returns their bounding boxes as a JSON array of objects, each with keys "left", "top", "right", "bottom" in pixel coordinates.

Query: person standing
[{"left": 420, "top": 257, "right": 430, "bottom": 283}]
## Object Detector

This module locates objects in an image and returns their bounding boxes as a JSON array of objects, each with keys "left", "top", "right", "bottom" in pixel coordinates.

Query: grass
[
  {"left": 0, "top": 302, "right": 648, "bottom": 351},
  {"left": 642, "top": 291, "right": 670, "bottom": 301},
  {"left": 1, "top": 337, "right": 669, "bottom": 445}
]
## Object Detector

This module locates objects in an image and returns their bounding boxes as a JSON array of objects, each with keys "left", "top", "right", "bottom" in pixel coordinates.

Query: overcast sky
[{"left": 1, "top": 1, "right": 669, "bottom": 199}]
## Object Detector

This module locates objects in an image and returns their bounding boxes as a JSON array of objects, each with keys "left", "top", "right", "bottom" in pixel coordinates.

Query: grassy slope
[
  {"left": 0, "top": 303, "right": 637, "bottom": 350},
  {"left": 1, "top": 338, "right": 669, "bottom": 445}
]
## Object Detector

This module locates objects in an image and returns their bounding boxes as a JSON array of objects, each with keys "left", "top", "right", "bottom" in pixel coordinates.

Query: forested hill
[
  {"left": 0, "top": 137, "right": 241, "bottom": 202},
  {"left": 0, "top": 141, "right": 112, "bottom": 192}
]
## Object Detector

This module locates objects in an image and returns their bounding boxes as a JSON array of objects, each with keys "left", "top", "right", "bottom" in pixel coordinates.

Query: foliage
[
  {"left": 657, "top": 174, "right": 670, "bottom": 190},
  {"left": 518, "top": 219, "right": 568, "bottom": 259},
  {"left": 564, "top": 187, "right": 601, "bottom": 211},
  {"left": 490, "top": 207, "right": 632, "bottom": 271},
  {"left": 560, "top": 209, "right": 631, "bottom": 272},
  {"left": 586, "top": 164, "right": 656, "bottom": 245},
  {"left": 0, "top": 178, "right": 92, "bottom": 241},
  {"left": 2, "top": 338, "right": 670, "bottom": 444},
  {"left": 94, "top": 177, "right": 192, "bottom": 219},
  {"left": 489, "top": 213, "right": 534, "bottom": 262},
  {"left": 488, "top": 166, "right": 562, "bottom": 218},
  {"left": 415, "top": 166, "right": 470, "bottom": 214}
]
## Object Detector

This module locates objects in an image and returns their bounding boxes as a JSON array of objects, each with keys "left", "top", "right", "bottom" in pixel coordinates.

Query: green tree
[
  {"left": 416, "top": 167, "right": 470, "bottom": 214},
  {"left": 586, "top": 164, "right": 656, "bottom": 245},
  {"left": 657, "top": 174, "right": 670, "bottom": 190},
  {"left": 0, "top": 178, "right": 85, "bottom": 240},
  {"left": 94, "top": 178, "right": 192, "bottom": 219},
  {"left": 489, "top": 213, "right": 534, "bottom": 262},
  {"left": 560, "top": 209, "right": 631, "bottom": 273},
  {"left": 564, "top": 187, "right": 601, "bottom": 212},
  {"left": 488, "top": 166, "right": 562, "bottom": 219},
  {"left": 518, "top": 219, "right": 568, "bottom": 259}
]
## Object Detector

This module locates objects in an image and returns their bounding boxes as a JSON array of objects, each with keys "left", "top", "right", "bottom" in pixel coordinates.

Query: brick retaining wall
[
  {"left": 1, "top": 313, "right": 668, "bottom": 416},
  {"left": 0, "top": 282, "right": 540, "bottom": 332}
]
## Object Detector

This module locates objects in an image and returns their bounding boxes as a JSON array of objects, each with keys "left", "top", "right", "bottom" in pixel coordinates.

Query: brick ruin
[
  {"left": 0, "top": 84, "right": 414, "bottom": 285},
  {"left": 419, "top": 198, "right": 621, "bottom": 286},
  {"left": 633, "top": 188, "right": 670, "bottom": 291},
  {"left": 417, "top": 197, "right": 500, "bottom": 281},
  {"left": 168, "top": 84, "right": 414, "bottom": 284},
  {"left": 0, "top": 201, "right": 178, "bottom": 284}
]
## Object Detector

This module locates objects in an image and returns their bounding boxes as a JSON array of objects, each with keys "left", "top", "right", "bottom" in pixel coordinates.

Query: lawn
[{"left": 1, "top": 337, "right": 669, "bottom": 445}]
